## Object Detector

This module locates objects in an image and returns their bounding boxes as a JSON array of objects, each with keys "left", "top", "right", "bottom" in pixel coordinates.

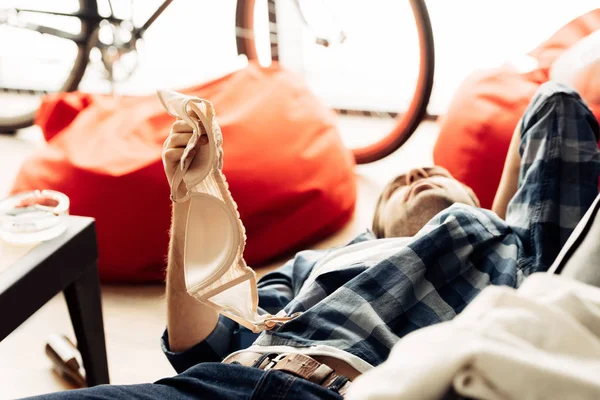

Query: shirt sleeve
[
  {"left": 161, "top": 315, "right": 238, "bottom": 373},
  {"left": 505, "top": 82, "right": 600, "bottom": 271}
]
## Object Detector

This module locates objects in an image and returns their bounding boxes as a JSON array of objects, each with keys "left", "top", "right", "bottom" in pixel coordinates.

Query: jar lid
[{"left": 0, "top": 190, "right": 70, "bottom": 244}]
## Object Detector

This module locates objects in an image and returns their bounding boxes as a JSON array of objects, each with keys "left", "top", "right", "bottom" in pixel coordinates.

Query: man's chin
[
  {"left": 410, "top": 189, "right": 449, "bottom": 205},
  {"left": 408, "top": 192, "right": 455, "bottom": 220}
]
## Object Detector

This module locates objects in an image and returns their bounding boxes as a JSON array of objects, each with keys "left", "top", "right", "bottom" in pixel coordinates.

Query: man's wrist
[
  {"left": 166, "top": 267, "right": 188, "bottom": 294},
  {"left": 167, "top": 200, "right": 190, "bottom": 291}
]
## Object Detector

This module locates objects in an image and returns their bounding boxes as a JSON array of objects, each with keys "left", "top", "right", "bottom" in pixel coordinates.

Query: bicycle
[
  {"left": 0, "top": 0, "right": 434, "bottom": 164},
  {"left": 237, "top": 0, "right": 435, "bottom": 164},
  {"left": 0, "top": 0, "right": 174, "bottom": 133}
]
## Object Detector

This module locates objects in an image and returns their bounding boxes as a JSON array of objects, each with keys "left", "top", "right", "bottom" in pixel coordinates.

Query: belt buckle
[{"left": 263, "top": 353, "right": 288, "bottom": 370}]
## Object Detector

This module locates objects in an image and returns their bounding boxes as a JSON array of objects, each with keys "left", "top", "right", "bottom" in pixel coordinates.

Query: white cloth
[{"left": 347, "top": 273, "right": 600, "bottom": 400}]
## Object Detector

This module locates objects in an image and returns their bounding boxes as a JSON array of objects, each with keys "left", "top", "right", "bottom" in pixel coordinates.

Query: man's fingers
[
  {"left": 163, "top": 148, "right": 185, "bottom": 163},
  {"left": 165, "top": 119, "right": 209, "bottom": 154},
  {"left": 172, "top": 119, "right": 210, "bottom": 135},
  {"left": 164, "top": 146, "right": 197, "bottom": 163},
  {"left": 164, "top": 133, "right": 209, "bottom": 150},
  {"left": 172, "top": 120, "right": 193, "bottom": 133},
  {"left": 165, "top": 132, "right": 193, "bottom": 149}
]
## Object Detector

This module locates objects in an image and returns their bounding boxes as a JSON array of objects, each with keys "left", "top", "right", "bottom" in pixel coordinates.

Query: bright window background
[
  {"left": 4, "top": 1, "right": 599, "bottom": 115},
  {"left": 84, "top": 0, "right": 599, "bottom": 116}
]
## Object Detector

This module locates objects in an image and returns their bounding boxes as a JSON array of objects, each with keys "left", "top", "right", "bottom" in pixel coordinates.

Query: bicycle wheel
[
  {"left": 0, "top": 0, "right": 94, "bottom": 132},
  {"left": 236, "top": 0, "right": 435, "bottom": 164}
]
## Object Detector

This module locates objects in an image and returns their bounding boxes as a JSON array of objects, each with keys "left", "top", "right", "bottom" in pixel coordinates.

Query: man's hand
[
  {"left": 163, "top": 120, "right": 218, "bottom": 352},
  {"left": 162, "top": 120, "right": 208, "bottom": 199}
]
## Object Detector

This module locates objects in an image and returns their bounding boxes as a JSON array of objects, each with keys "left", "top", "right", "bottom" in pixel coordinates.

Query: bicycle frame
[{"left": 1, "top": 0, "right": 174, "bottom": 44}]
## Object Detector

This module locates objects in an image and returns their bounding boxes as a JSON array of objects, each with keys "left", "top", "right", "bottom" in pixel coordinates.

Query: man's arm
[
  {"left": 166, "top": 201, "right": 219, "bottom": 352},
  {"left": 162, "top": 121, "right": 218, "bottom": 352},
  {"left": 492, "top": 120, "right": 522, "bottom": 219},
  {"left": 494, "top": 83, "right": 600, "bottom": 270}
]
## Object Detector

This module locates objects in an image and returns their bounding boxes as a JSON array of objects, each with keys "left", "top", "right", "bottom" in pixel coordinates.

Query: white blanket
[{"left": 347, "top": 273, "right": 600, "bottom": 400}]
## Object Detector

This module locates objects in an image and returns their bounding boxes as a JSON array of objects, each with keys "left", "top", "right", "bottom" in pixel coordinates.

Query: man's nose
[{"left": 406, "top": 168, "right": 428, "bottom": 185}]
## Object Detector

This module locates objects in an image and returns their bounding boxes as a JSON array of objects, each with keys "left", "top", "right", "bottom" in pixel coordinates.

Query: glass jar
[{"left": 0, "top": 190, "right": 70, "bottom": 244}]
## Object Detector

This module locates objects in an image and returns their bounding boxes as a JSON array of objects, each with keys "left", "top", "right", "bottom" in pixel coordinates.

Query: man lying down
[{"left": 29, "top": 82, "right": 600, "bottom": 399}]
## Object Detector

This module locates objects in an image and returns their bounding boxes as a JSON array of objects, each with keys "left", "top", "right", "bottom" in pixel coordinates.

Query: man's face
[{"left": 373, "top": 167, "right": 479, "bottom": 238}]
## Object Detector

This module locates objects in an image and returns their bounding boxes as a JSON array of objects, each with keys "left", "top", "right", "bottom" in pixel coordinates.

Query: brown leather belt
[{"left": 223, "top": 351, "right": 356, "bottom": 396}]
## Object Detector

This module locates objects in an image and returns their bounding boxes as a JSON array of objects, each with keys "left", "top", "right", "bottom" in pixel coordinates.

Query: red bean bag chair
[
  {"left": 551, "top": 29, "right": 600, "bottom": 115},
  {"left": 11, "top": 62, "right": 357, "bottom": 282},
  {"left": 433, "top": 9, "right": 600, "bottom": 209}
]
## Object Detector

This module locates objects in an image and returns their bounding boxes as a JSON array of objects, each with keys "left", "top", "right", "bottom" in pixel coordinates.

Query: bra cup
[{"left": 184, "top": 193, "right": 241, "bottom": 291}]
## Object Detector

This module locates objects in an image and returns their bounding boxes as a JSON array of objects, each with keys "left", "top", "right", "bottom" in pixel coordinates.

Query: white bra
[{"left": 157, "top": 90, "right": 297, "bottom": 333}]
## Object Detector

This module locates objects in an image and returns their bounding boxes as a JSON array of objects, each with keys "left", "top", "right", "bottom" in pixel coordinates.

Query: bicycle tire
[
  {"left": 235, "top": 0, "right": 435, "bottom": 164},
  {"left": 0, "top": 0, "right": 94, "bottom": 132}
]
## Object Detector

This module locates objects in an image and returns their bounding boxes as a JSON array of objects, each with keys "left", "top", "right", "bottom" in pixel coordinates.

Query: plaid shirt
[{"left": 163, "top": 82, "right": 600, "bottom": 374}]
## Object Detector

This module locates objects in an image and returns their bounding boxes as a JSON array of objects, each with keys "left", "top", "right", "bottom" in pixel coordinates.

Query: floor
[{"left": 0, "top": 118, "right": 439, "bottom": 399}]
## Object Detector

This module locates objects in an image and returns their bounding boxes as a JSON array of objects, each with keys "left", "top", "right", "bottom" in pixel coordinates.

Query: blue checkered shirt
[{"left": 163, "top": 82, "right": 600, "bottom": 374}]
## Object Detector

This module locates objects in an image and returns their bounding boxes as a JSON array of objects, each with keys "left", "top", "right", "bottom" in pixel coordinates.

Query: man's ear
[
  {"left": 372, "top": 194, "right": 386, "bottom": 238},
  {"left": 372, "top": 204, "right": 384, "bottom": 238}
]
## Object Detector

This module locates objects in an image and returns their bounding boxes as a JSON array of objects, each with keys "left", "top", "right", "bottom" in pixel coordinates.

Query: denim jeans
[{"left": 24, "top": 362, "right": 344, "bottom": 400}]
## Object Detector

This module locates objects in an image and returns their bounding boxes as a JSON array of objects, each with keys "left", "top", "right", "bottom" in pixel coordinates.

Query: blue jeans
[{"left": 25, "top": 362, "right": 343, "bottom": 399}]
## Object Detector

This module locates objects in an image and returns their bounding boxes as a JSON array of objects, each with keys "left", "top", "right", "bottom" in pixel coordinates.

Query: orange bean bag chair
[
  {"left": 11, "top": 62, "right": 357, "bottom": 282},
  {"left": 433, "top": 9, "right": 600, "bottom": 209}
]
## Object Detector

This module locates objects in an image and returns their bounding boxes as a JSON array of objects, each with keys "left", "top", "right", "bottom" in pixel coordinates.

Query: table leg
[{"left": 63, "top": 262, "right": 110, "bottom": 386}]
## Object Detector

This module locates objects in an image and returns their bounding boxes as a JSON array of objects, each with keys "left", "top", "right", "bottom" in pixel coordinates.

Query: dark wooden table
[{"left": 0, "top": 216, "right": 109, "bottom": 386}]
